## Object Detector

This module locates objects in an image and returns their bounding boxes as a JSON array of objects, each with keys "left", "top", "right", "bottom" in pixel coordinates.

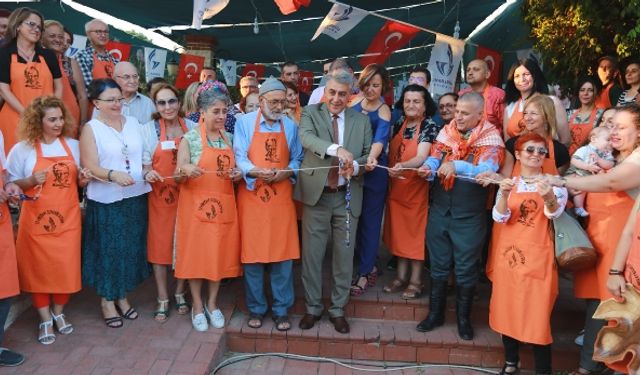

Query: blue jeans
[{"left": 243, "top": 260, "right": 294, "bottom": 317}]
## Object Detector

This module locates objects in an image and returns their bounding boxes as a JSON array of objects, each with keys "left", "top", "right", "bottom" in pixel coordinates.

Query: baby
[{"left": 566, "top": 126, "right": 615, "bottom": 217}]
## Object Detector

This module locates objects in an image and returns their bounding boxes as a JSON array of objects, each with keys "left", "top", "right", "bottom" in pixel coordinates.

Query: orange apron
[
  {"left": 568, "top": 107, "right": 598, "bottom": 155},
  {"left": 237, "top": 111, "right": 299, "bottom": 263},
  {"left": 595, "top": 83, "right": 613, "bottom": 110},
  {"left": 487, "top": 180, "right": 557, "bottom": 345},
  {"left": 0, "top": 54, "right": 54, "bottom": 153},
  {"left": 147, "top": 118, "right": 188, "bottom": 265},
  {"left": 174, "top": 126, "right": 242, "bottom": 281},
  {"left": 574, "top": 190, "right": 634, "bottom": 300},
  {"left": 505, "top": 99, "right": 525, "bottom": 139},
  {"left": 87, "top": 52, "right": 115, "bottom": 118},
  {"left": 512, "top": 138, "right": 559, "bottom": 177},
  {"left": 382, "top": 119, "right": 428, "bottom": 261},
  {"left": 0, "top": 160, "right": 20, "bottom": 299},
  {"left": 58, "top": 56, "right": 81, "bottom": 137},
  {"left": 92, "top": 52, "right": 115, "bottom": 80},
  {"left": 16, "top": 138, "right": 81, "bottom": 293}
]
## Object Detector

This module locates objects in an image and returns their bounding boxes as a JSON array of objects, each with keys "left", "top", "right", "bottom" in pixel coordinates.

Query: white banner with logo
[
  {"left": 65, "top": 35, "right": 87, "bottom": 58},
  {"left": 427, "top": 33, "right": 465, "bottom": 96},
  {"left": 144, "top": 47, "right": 167, "bottom": 83},
  {"left": 311, "top": 3, "right": 367, "bottom": 41},
  {"left": 192, "top": 0, "right": 230, "bottom": 30},
  {"left": 219, "top": 59, "right": 237, "bottom": 86}
]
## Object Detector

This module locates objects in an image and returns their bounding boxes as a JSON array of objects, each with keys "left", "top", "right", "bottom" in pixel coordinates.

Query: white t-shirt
[
  {"left": 308, "top": 86, "right": 325, "bottom": 105},
  {"left": 6, "top": 138, "right": 80, "bottom": 181},
  {"left": 140, "top": 118, "right": 197, "bottom": 165}
]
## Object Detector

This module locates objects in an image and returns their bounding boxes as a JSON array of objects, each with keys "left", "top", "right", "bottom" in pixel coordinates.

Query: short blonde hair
[
  {"left": 18, "top": 96, "right": 75, "bottom": 144},
  {"left": 524, "top": 95, "right": 557, "bottom": 139}
]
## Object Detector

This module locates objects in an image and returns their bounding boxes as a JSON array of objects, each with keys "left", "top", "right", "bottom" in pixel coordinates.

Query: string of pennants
[{"left": 63, "top": 0, "right": 505, "bottom": 96}]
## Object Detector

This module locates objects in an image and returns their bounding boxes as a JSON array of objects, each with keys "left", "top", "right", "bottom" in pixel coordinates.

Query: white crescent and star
[
  {"left": 383, "top": 32, "right": 403, "bottom": 50},
  {"left": 109, "top": 49, "right": 122, "bottom": 61},
  {"left": 483, "top": 55, "right": 495, "bottom": 72},
  {"left": 246, "top": 70, "right": 257, "bottom": 77}
]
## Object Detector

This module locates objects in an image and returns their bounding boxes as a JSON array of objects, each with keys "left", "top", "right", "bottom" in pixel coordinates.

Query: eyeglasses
[
  {"left": 156, "top": 98, "right": 179, "bottom": 107},
  {"left": 241, "top": 85, "right": 257, "bottom": 89},
  {"left": 409, "top": 76, "right": 426, "bottom": 84},
  {"left": 116, "top": 74, "right": 139, "bottom": 81},
  {"left": 89, "top": 29, "right": 109, "bottom": 35},
  {"left": 522, "top": 146, "right": 548, "bottom": 156},
  {"left": 265, "top": 99, "right": 287, "bottom": 107},
  {"left": 96, "top": 97, "right": 125, "bottom": 104},
  {"left": 22, "top": 21, "right": 42, "bottom": 32}
]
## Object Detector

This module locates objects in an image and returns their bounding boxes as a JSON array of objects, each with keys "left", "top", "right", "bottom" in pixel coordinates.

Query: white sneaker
[
  {"left": 575, "top": 207, "right": 589, "bottom": 217},
  {"left": 191, "top": 311, "right": 208, "bottom": 332},
  {"left": 205, "top": 307, "right": 225, "bottom": 329}
]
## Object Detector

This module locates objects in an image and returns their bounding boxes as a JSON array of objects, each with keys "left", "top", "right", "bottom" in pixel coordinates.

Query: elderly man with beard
[
  {"left": 93, "top": 62, "right": 154, "bottom": 124},
  {"left": 233, "top": 77, "right": 303, "bottom": 331}
]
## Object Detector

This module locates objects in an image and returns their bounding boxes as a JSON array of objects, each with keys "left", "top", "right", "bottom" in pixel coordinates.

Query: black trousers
[
  {"left": 0, "top": 297, "right": 12, "bottom": 344},
  {"left": 502, "top": 334, "right": 552, "bottom": 374}
]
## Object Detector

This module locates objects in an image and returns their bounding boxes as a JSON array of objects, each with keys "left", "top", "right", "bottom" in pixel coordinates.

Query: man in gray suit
[{"left": 295, "top": 70, "right": 372, "bottom": 334}]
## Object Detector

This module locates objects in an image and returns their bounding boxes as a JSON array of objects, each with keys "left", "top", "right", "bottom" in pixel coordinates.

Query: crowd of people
[{"left": 1, "top": 6, "right": 640, "bottom": 375}]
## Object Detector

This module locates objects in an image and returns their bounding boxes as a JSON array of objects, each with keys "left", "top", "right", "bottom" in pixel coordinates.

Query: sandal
[
  {"left": 154, "top": 299, "right": 170, "bottom": 322},
  {"left": 350, "top": 275, "right": 369, "bottom": 296},
  {"left": 366, "top": 266, "right": 380, "bottom": 286},
  {"left": 38, "top": 320, "right": 55, "bottom": 345},
  {"left": 499, "top": 361, "right": 520, "bottom": 375},
  {"left": 401, "top": 283, "right": 424, "bottom": 300},
  {"left": 273, "top": 315, "right": 291, "bottom": 332},
  {"left": 247, "top": 313, "right": 264, "bottom": 329},
  {"left": 116, "top": 303, "right": 138, "bottom": 320},
  {"left": 104, "top": 316, "right": 123, "bottom": 328},
  {"left": 175, "top": 293, "right": 190, "bottom": 315},
  {"left": 383, "top": 278, "right": 408, "bottom": 293},
  {"left": 51, "top": 310, "right": 74, "bottom": 335}
]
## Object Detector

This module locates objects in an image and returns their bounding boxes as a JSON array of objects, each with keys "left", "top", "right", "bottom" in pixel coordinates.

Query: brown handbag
[{"left": 553, "top": 211, "right": 597, "bottom": 271}]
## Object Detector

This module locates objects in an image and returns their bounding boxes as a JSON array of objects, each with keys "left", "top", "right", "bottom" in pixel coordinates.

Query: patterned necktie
[{"left": 327, "top": 114, "right": 340, "bottom": 189}]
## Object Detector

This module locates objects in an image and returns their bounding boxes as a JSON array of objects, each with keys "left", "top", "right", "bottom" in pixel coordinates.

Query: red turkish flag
[
  {"left": 476, "top": 45, "right": 502, "bottom": 87},
  {"left": 175, "top": 54, "right": 205, "bottom": 89},
  {"left": 274, "top": 0, "right": 311, "bottom": 15},
  {"left": 298, "top": 70, "right": 314, "bottom": 94},
  {"left": 105, "top": 41, "right": 131, "bottom": 62},
  {"left": 241, "top": 64, "right": 265, "bottom": 80},
  {"left": 359, "top": 21, "right": 420, "bottom": 68}
]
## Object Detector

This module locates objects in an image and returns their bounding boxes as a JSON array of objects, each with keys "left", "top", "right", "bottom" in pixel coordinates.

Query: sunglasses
[
  {"left": 156, "top": 98, "right": 179, "bottom": 107},
  {"left": 522, "top": 146, "right": 548, "bottom": 156}
]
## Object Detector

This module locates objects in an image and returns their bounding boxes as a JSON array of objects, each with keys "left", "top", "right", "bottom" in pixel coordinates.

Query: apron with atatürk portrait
[
  {"left": 16, "top": 138, "right": 81, "bottom": 293},
  {"left": 237, "top": 110, "right": 299, "bottom": 264}
]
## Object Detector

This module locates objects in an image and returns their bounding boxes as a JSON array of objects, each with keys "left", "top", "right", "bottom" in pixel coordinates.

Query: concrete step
[{"left": 225, "top": 309, "right": 581, "bottom": 371}]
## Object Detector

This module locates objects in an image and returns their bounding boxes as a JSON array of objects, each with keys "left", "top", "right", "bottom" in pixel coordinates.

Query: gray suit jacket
[{"left": 294, "top": 103, "right": 372, "bottom": 217}]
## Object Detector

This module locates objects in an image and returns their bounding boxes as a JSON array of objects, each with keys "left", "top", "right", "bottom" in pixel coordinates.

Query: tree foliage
[{"left": 523, "top": 0, "right": 640, "bottom": 88}]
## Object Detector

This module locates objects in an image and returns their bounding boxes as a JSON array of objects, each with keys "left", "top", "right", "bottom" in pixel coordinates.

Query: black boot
[
  {"left": 416, "top": 278, "right": 448, "bottom": 332},
  {"left": 456, "top": 285, "right": 475, "bottom": 340}
]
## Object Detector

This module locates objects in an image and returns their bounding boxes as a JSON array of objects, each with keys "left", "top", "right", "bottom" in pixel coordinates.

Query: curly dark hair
[{"left": 18, "top": 96, "right": 75, "bottom": 144}]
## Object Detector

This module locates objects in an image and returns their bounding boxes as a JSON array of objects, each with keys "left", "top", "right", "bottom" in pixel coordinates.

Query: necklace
[
  {"left": 17, "top": 45, "right": 35, "bottom": 62},
  {"left": 103, "top": 117, "right": 131, "bottom": 174}
]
